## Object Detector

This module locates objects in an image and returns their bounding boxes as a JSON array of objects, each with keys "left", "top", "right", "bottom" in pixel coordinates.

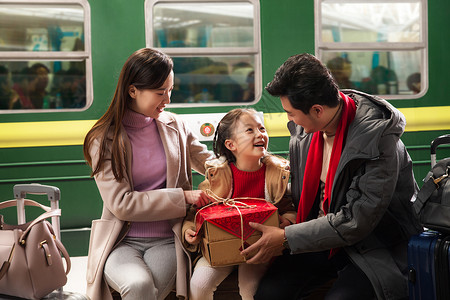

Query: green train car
[{"left": 0, "top": 0, "right": 449, "bottom": 256}]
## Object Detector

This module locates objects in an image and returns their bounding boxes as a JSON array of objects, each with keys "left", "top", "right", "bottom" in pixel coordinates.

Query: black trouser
[{"left": 254, "top": 250, "right": 376, "bottom": 300}]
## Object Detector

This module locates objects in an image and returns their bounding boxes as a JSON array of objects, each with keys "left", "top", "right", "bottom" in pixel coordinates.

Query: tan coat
[{"left": 86, "top": 111, "right": 213, "bottom": 300}]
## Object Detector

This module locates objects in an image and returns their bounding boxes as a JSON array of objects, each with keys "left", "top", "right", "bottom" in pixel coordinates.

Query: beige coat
[{"left": 86, "top": 111, "right": 213, "bottom": 300}]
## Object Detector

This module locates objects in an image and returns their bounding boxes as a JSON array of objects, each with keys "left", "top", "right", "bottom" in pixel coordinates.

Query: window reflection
[
  {"left": 153, "top": 2, "right": 254, "bottom": 48},
  {"left": 321, "top": 1, "right": 421, "bottom": 43},
  {"left": 171, "top": 56, "right": 254, "bottom": 104},
  {"left": 0, "top": 2, "right": 88, "bottom": 110},
  {"left": 0, "top": 61, "right": 85, "bottom": 109},
  {"left": 0, "top": 4, "right": 84, "bottom": 52},
  {"left": 148, "top": 0, "right": 260, "bottom": 105},
  {"left": 323, "top": 51, "right": 421, "bottom": 95}
]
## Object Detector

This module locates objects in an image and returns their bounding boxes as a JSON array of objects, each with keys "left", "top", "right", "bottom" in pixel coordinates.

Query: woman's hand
[
  {"left": 184, "top": 190, "right": 212, "bottom": 207},
  {"left": 185, "top": 228, "right": 201, "bottom": 245}
]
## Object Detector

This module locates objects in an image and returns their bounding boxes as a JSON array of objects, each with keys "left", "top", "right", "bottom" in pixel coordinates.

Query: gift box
[{"left": 195, "top": 198, "right": 279, "bottom": 267}]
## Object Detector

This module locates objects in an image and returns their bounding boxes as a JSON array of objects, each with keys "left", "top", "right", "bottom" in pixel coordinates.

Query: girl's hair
[
  {"left": 212, "top": 108, "right": 259, "bottom": 163},
  {"left": 83, "top": 48, "right": 173, "bottom": 180}
]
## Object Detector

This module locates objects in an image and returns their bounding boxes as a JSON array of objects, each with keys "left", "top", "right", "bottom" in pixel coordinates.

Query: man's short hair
[{"left": 266, "top": 53, "right": 340, "bottom": 114}]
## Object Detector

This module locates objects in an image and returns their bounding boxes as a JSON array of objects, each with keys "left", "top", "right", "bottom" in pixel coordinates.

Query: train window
[
  {"left": 315, "top": 0, "right": 427, "bottom": 99},
  {"left": 145, "top": 0, "right": 261, "bottom": 106},
  {"left": 0, "top": 0, "right": 92, "bottom": 112}
]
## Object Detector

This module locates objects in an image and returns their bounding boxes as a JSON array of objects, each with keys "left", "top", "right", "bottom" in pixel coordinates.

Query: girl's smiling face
[{"left": 225, "top": 112, "right": 269, "bottom": 162}]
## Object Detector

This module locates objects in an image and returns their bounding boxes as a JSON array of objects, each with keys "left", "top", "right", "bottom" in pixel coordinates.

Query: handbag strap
[
  {"left": 19, "top": 209, "right": 61, "bottom": 244},
  {"left": 413, "top": 164, "right": 450, "bottom": 215},
  {"left": 0, "top": 199, "right": 59, "bottom": 243},
  {"left": 0, "top": 199, "right": 51, "bottom": 212},
  {"left": 54, "top": 233, "right": 71, "bottom": 275},
  {"left": 413, "top": 177, "right": 438, "bottom": 215}
]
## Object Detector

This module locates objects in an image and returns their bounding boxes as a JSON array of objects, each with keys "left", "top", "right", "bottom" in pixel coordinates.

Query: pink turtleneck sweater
[{"left": 122, "top": 109, "right": 173, "bottom": 238}]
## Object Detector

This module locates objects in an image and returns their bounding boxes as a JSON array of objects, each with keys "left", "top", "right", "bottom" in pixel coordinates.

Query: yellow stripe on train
[
  {"left": 264, "top": 106, "right": 450, "bottom": 137},
  {"left": 0, "top": 120, "right": 96, "bottom": 148},
  {"left": 0, "top": 106, "right": 449, "bottom": 148}
]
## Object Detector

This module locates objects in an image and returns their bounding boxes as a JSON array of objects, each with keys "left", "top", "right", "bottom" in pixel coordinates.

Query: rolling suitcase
[
  {"left": 408, "top": 231, "right": 439, "bottom": 300},
  {"left": 0, "top": 184, "right": 88, "bottom": 300},
  {"left": 434, "top": 235, "right": 450, "bottom": 300},
  {"left": 408, "top": 232, "right": 450, "bottom": 300},
  {"left": 408, "top": 134, "right": 450, "bottom": 300}
]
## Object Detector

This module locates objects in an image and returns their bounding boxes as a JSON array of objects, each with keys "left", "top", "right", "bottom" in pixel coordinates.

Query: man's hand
[
  {"left": 241, "top": 222, "right": 285, "bottom": 264},
  {"left": 185, "top": 228, "right": 201, "bottom": 245},
  {"left": 184, "top": 190, "right": 212, "bottom": 207}
]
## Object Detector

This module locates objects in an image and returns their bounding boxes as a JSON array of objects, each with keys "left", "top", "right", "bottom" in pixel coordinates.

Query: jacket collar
[
  {"left": 343, "top": 90, "right": 405, "bottom": 160},
  {"left": 156, "top": 110, "right": 177, "bottom": 125}
]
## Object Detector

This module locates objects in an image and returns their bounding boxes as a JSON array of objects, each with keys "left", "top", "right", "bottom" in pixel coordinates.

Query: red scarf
[{"left": 296, "top": 92, "right": 356, "bottom": 224}]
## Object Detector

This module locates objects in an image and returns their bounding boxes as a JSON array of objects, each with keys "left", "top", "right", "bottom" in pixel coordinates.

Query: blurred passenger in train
[
  {"left": 72, "top": 75, "right": 86, "bottom": 108},
  {"left": 241, "top": 53, "right": 422, "bottom": 300},
  {"left": 29, "top": 63, "right": 50, "bottom": 108},
  {"left": 83, "top": 48, "right": 214, "bottom": 300},
  {"left": 360, "top": 65, "right": 398, "bottom": 95},
  {"left": 242, "top": 71, "right": 255, "bottom": 102},
  {"left": 11, "top": 67, "right": 34, "bottom": 109},
  {"left": 61, "top": 68, "right": 84, "bottom": 108},
  {"left": 232, "top": 61, "right": 254, "bottom": 79},
  {"left": 50, "top": 68, "right": 84, "bottom": 108},
  {"left": 407, "top": 72, "right": 421, "bottom": 94},
  {"left": 326, "top": 57, "right": 354, "bottom": 89},
  {"left": 0, "top": 65, "right": 19, "bottom": 109},
  {"left": 171, "top": 56, "right": 213, "bottom": 103},
  {"left": 193, "top": 61, "right": 244, "bottom": 102}
]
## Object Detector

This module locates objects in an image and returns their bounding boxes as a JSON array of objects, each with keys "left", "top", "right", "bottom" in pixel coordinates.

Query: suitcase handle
[
  {"left": 430, "top": 134, "right": 450, "bottom": 167},
  {"left": 431, "top": 134, "right": 450, "bottom": 155},
  {"left": 13, "top": 183, "right": 60, "bottom": 202}
]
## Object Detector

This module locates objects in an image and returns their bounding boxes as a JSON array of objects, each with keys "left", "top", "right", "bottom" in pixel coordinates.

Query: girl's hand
[
  {"left": 279, "top": 215, "right": 292, "bottom": 229},
  {"left": 185, "top": 228, "right": 201, "bottom": 245},
  {"left": 184, "top": 190, "right": 212, "bottom": 207}
]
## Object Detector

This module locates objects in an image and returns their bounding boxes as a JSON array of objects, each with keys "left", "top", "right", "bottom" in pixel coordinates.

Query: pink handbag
[{"left": 0, "top": 199, "right": 71, "bottom": 299}]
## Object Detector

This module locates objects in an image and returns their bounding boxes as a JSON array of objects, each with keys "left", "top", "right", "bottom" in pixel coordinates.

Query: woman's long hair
[{"left": 83, "top": 48, "right": 173, "bottom": 180}]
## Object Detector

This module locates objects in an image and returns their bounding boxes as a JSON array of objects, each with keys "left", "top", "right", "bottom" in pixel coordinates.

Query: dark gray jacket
[{"left": 285, "top": 90, "right": 423, "bottom": 300}]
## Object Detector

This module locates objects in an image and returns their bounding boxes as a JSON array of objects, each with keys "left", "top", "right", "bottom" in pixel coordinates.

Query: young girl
[
  {"left": 182, "top": 108, "right": 296, "bottom": 300},
  {"left": 83, "top": 48, "right": 213, "bottom": 300}
]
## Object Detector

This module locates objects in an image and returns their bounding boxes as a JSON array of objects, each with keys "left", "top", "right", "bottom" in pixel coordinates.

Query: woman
[{"left": 83, "top": 48, "right": 213, "bottom": 300}]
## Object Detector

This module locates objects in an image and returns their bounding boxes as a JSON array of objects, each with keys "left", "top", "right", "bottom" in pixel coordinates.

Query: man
[{"left": 241, "top": 53, "right": 422, "bottom": 299}]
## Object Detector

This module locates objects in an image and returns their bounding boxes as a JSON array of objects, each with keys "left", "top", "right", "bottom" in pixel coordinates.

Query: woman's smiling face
[{"left": 129, "top": 71, "right": 174, "bottom": 118}]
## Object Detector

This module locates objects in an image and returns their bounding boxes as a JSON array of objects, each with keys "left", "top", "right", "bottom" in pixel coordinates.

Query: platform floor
[{"left": 65, "top": 256, "right": 88, "bottom": 295}]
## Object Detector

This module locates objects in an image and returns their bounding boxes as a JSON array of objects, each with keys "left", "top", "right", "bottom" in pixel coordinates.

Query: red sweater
[{"left": 230, "top": 163, "right": 266, "bottom": 199}]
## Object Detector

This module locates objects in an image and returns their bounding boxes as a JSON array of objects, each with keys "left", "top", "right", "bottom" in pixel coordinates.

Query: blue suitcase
[
  {"left": 435, "top": 235, "right": 450, "bottom": 300},
  {"left": 408, "top": 231, "right": 439, "bottom": 300},
  {"left": 408, "top": 231, "right": 450, "bottom": 300}
]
